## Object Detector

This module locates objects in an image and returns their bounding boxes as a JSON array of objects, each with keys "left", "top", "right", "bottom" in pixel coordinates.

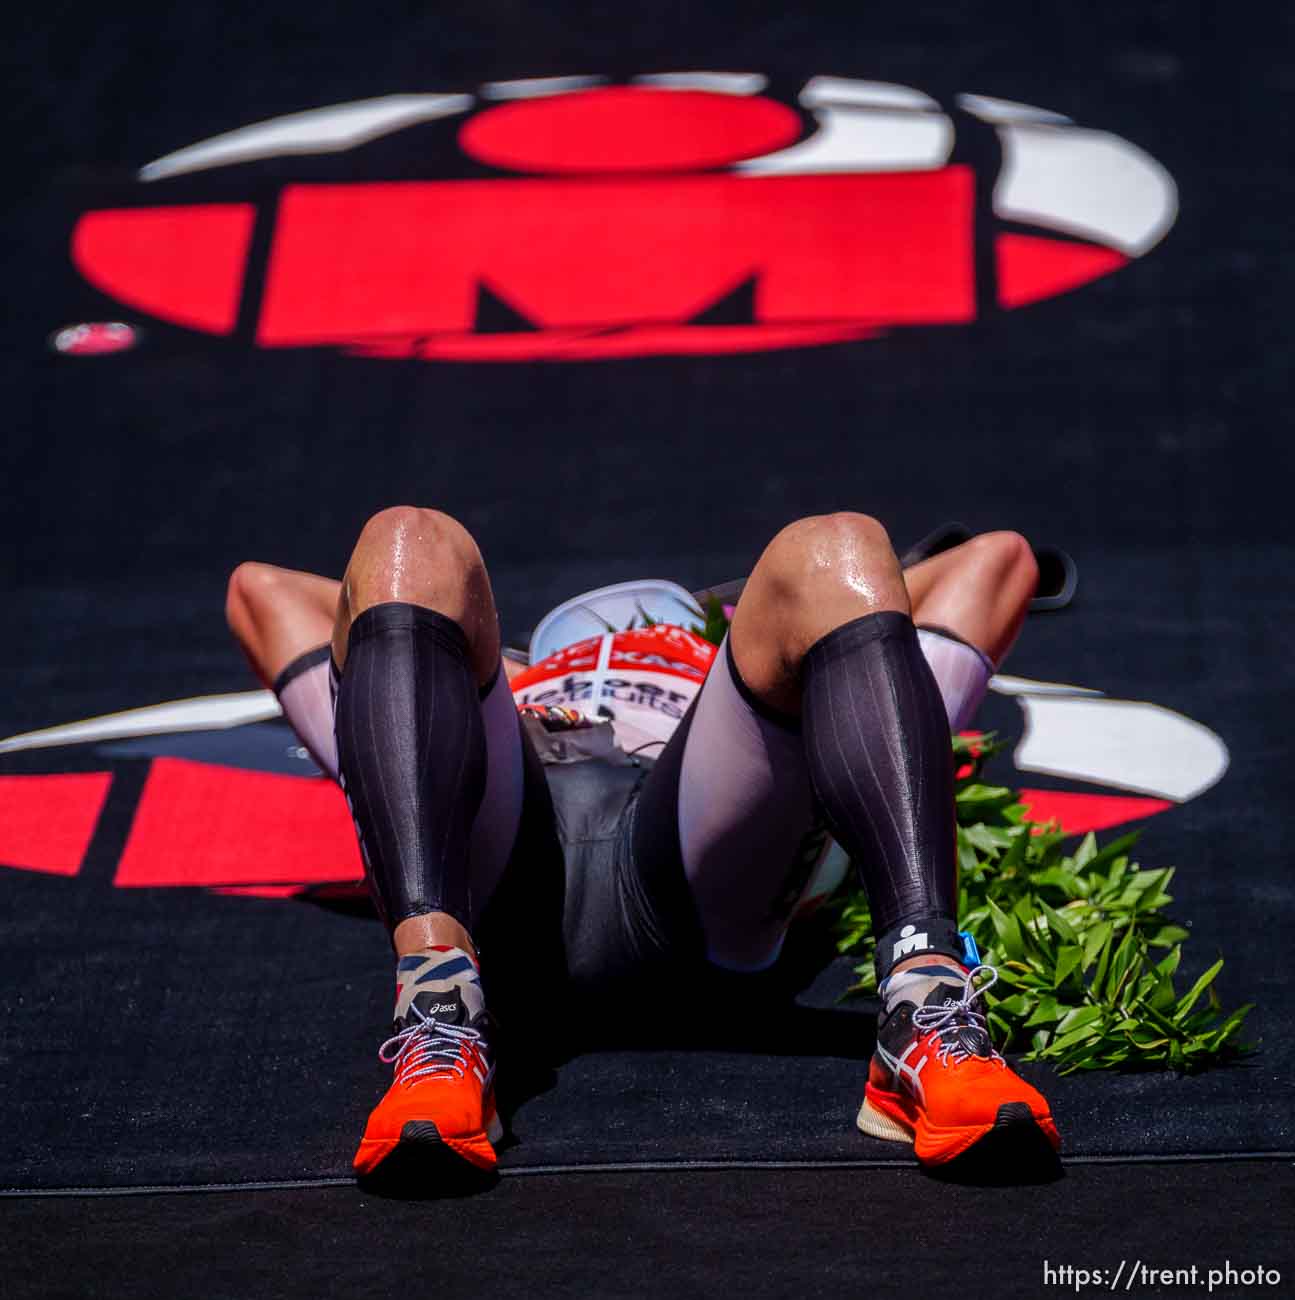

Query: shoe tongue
[
  {"left": 883, "top": 964, "right": 965, "bottom": 1013},
  {"left": 396, "top": 987, "right": 467, "bottom": 1033},
  {"left": 918, "top": 976, "right": 994, "bottom": 1057},
  {"left": 922, "top": 980, "right": 964, "bottom": 1009}
]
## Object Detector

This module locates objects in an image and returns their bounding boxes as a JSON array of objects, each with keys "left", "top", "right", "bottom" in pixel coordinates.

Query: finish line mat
[{"left": 6, "top": 2, "right": 1294, "bottom": 1190}]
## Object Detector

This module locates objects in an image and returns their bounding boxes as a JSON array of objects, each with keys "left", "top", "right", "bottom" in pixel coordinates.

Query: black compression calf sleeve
[
  {"left": 801, "top": 612, "right": 962, "bottom": 976},
  {"left": 334, "top": 602, "right": 487, "bottom": 933}
]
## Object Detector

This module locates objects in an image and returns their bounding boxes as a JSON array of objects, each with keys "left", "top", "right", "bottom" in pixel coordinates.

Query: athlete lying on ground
[{"left": 225, "top": 511, "right": 1059, "bottom": 1177}]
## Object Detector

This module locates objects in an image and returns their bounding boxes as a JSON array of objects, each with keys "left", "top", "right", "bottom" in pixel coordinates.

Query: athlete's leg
[
  {"left": 226, "top": 562, "right": 342, "bottom": 777},
  {"left": 657, "top": 514, "right": 1055, "bottom": 1163},
  {"left": 903, "top": 531, "right": 1039, "bottom": 730},
  {"left": 332, "top": 506, "right": 518, "bottom": 954},
  {"left": 655, "top": 523, "right": 1039, "bottom": 969},
  {"left": 674, "top": 512, "right": 958, "bottom": 971},
  {"left": 226, "top": 561, "right": 340, "bottom": 686},
  {"left": 904, "top": 530, "right": 1038, "bottom": 664},
  {"left": 334, "top": 506, "right": 529, "bottom": 1179}
]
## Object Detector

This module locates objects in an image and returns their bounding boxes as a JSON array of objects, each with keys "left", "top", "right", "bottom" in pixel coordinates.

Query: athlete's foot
[
  {"left": 856, "top": 962, "right": 1060, "bottom": 1169},
  {"left": 354, "top": 947, "right": 501, "bottom": 1183}
]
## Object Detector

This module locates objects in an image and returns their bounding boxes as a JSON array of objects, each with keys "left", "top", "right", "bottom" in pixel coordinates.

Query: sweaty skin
[
  {"left": 730, "top": 513, "right": 910, "bottom": 717},
  {"left": 332, "top": 507, "right": 501, "bottom": 688}
]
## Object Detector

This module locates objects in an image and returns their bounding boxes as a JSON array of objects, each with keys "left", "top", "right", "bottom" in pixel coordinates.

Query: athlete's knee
[
  {"left": 760, "top": 512, "right": 900, "bottom": 607},
  {"left": 963, "top": 530, "right": 1038, "bottom": 596},
  {"left": 353, "top": 506, "right": 484, "bottom": 575},
  {"left": 225, "top": 560, "right": 286, "bottom": 631}
]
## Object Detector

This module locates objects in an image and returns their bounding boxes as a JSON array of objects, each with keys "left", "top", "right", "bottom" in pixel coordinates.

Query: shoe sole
[
  {"left": 353, "top": 1108, "right": 504, "bottom": 1180},
  {"left": 858, "top": 1091, "right": 1060, "bottom": 1166},
  {"left": 402, "top": 1110, "right": 505, "bottom": 1153}
]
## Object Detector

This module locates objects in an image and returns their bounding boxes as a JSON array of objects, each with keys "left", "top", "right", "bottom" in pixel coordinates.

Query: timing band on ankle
[{"left": 874, "top": 916, "right": 966, "bottom": 983}]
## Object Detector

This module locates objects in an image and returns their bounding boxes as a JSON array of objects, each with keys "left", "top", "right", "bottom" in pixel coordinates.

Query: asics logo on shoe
[
  {"left": 424, "top": 1002, "right": 459, "bottom": 1016},
  {"left": 876, "top": 1039, "right": 930, "bottom": 1104},
  {"left": 892, "top": 924, "right": 930, "bottom": 960}
]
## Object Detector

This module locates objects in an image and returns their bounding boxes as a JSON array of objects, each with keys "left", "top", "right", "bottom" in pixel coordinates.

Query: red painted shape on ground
[
  {"left": 996, "top": 233, "right": 1127, "bottom": 309},
  {"left": 210, "top": 885, "right": 308, "bottom": 898},
  {"left": 346, "top": 322, "right": 878, "bottom": 361},
  {"left": 257, "top": 171, "right": 975, "bottom": 346},
  {"left": 115, "top": 758, "right": 362, "bottom": 887},
  {"left": 459, "top": 88, "right": 802, "bottom": 174},
  {"left": 1018, "top": 788, "right": 1174, "bottom": 835},
  {"left": 0, "top": 772, "right": 112, "bottom": 876},
  {"left": 72, "top": 205, "right": 255, "bottom": 334}
]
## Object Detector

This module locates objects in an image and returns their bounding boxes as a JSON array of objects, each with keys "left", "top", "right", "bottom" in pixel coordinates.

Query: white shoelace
[
  {"left": 379, "top": 1008, "right": 485, "bottom": 1086},
  {"left": 910, "top": 963, "right": 1005, "bottom": 1066}
]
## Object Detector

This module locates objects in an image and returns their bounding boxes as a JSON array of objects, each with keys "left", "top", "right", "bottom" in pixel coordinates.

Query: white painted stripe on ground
[
  {"left": 1013, "top": 694, "right": 1229, "bottom": 801},
  {"left": 0, "top": 691, "right": 282, "bottom": 754},
  {"left": 139, "top": 94, "right": 473, "bottom": 181}
]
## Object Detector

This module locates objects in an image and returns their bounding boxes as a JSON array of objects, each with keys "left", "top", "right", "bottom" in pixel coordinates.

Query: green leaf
[
  {"left": 1079, "top": 920, "right": 1111, "bottom": 970},
  {"left": 957, "top": 838, "right": 981, "bottom": 877},
  {"left": 1147, "top": 924, "right": 1190, "bottom": 947},
  {"left": 1038, "top": 898, "right": 1078, "bottom": 945},
  {"left": 1024, "top": 996, "right": 1065, "bottom": 1027},
  {"left": 1084, "top": 830, "right": 1142, "bottom": 872},
  {"left": 1174, "top": 959, "right": 1225, "bottom": 1022},
  {"left": 1056, "top": 1004, "right": 1104, "bottom": 1035},
  {"left": 956, "top": 783, "right": 1015, "bottom": 807},
  {"left": 991, "top": 993, "right": 1033, "bottom": 1018},
  {"left": 1104, "top": 923, "right": 1141, "bottom": 1000},
  {"left": 999, "top": 826, "right": 1030, "bottom": 872},
  {"left": 1154, "top": 947, "right": 1182, "bottom": 980},
  {"left": 1088, "top": 923, "right": 1116, "bottom": 987},
  {"left": 1204, "top": 1003, "right": 1253, "bottom": 1051},
  {"left": 1043, "top": 1019, "right": 1104, "bottom": 1054},
  {"left": 962, "top": 823, "right": 1011, "bottom": 854},
  {"left": 1029, "top": 865, "right": 1084, "bottom": 898},
  {"left": 987, "top": 898, "right": 1025, "bottom": 962},
  {"left": 1054, "top": 945, "right": 1084, "bottom": 989},
  {"left": 1073, "top": 832, "right": 1099, "bottom": 867}
]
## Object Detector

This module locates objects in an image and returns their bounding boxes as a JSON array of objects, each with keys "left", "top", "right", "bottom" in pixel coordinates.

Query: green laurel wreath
[{"left": 833, "top": 734, "right": 1254, "bottom": 1074}]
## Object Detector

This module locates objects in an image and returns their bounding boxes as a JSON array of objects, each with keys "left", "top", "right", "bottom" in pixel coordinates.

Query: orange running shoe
[
  {"left": 353, "top": 962, "right": 502, "bottom": 1180},
  {"left": 856, "top": 963, "right": 1060, "bottom": 1166}
]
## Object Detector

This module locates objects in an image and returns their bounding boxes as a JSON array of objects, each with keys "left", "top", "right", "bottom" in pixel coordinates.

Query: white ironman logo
[{"left": 893, "top": 925, "right": 931, "bottom": 960}]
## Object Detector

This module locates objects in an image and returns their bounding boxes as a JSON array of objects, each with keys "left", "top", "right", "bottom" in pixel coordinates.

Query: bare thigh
[
  {"left": 226, "top": 562, "right": 341, "bottom": 686},
  {"left": 902, "top": 531, "right": 1038, "bottom": 664},
  {"left": 633, "top": 637, "right": 819, "bottom": 973}
]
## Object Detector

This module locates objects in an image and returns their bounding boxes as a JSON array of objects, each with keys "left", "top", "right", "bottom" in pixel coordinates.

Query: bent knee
[
  {"left": 354, "top": 506, "right": 482, "bottom": 569},
  {"left": 964, "top": 530, "right": 1038, "bottom": 592},
  {"left": 226, "top": 561, "right": 285, "bottom": 629},
  {"left": 762, "top": 512, "right": 896, "bottom": 593}
]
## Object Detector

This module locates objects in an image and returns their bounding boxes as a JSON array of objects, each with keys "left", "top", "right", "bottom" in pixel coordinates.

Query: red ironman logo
[{"left": 66, "top": 82, "right": 1154, "bottom": 361}]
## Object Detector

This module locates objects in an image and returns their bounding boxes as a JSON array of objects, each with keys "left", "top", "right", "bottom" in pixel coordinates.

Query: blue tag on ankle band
[{"left": 960, "top": 930, "right": 981, "bottom": 967}]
